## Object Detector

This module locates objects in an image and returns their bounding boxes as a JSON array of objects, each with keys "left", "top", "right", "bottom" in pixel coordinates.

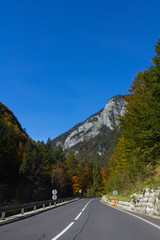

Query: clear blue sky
[{"left": 0, "top": 0, "right": 160, "bottom": 142}]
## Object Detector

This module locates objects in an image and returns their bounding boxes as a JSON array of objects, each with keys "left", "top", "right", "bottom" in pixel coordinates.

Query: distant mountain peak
[{"left": 51, "top": 95, "right": 125, "bottom": 155}]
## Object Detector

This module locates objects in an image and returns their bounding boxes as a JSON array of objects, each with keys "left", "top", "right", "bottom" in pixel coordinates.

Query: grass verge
[{"left": 105, "top": 191, "right": 132, "bottom": 202}]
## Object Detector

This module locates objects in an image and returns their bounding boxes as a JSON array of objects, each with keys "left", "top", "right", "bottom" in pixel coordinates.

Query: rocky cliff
[
  {"left": 51, "top": 95, "right": 125, "bottom": 159},
  {"left": 102, "top": 188, "right": 160, "bottom": 216}
]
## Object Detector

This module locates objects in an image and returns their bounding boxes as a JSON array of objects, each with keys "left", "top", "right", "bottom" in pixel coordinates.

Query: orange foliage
[
  {"left": 72, "top": 176, "right": 82, "bottom": 195},
  {"left": 100, "top": 167, "right": 108, "bottom": 185}
]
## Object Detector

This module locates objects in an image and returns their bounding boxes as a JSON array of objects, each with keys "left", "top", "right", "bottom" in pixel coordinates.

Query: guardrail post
[
  {"left": 0, "top": 197, "right": 77, "bottom": 221},
  {"left": 1, "top": 212, "right": 6, "bottom": 220},
  {"left": 21, "top": 208, "right": 24, "bottom": 215}
]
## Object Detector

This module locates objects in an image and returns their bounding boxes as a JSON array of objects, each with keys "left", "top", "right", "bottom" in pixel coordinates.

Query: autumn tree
[
  {"left": 104, "top": 38, "right": 160, "bottom": 193},
  {"left": 120, "top": 39, "right": 160, "bottom": 175},
  {"left": 93, "top": 160, "right": 102, "bottom": 192},
  {"left": 72, "top": 176, "right": 82, "bottom": 196}
]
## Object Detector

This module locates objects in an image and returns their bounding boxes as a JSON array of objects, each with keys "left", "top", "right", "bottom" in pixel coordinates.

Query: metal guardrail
[{"left": 0, "top": 197, "right": 78, "bottom": 220}]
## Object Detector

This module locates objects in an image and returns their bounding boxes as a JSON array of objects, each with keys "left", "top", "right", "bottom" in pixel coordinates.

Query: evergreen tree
[
  {"left": 93, "top": 160, "right": 102, "bottom": 192},
  {"left": 105, "top": 38, "right": 160, "bottom": 192}
]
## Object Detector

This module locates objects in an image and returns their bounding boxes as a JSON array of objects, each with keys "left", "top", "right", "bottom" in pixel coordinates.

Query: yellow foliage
[
  {"left": 100, "top": 167, "right": 108, "bottom": 185},
  {"left": 72, "top": 176, "right": 82, "bottom": 195},
  {"left": 109, "top": 135, "right": 127, "bottom": 174}
]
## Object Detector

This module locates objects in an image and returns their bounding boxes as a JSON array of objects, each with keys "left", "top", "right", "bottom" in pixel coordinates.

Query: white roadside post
[{"left": 79, "top": 189, "right": 82, "bottom": 198}]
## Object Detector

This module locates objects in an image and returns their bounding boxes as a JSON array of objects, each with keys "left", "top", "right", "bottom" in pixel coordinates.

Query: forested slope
[
  {"left": 104, "top": 38, "right": 160, "bottom": 193},
  {"left": 0, "top": 103, "right": 103, "bottom": 204},
  {"left": 1, "top": 38, "right": 160, "bottom": 205}
]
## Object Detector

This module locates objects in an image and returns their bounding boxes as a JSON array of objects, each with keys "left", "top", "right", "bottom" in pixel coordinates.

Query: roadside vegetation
[
  {"left": 105, "top": 192, "right": 132, "bottom": 202},
  {"left": 0, "top": 38, "right": 160, "bottom": 205},
  {"left": 104, "top": 38, "right": 160, "bottom": 195}
]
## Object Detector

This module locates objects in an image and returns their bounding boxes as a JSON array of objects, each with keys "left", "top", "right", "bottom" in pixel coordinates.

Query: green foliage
[
  {"left": 93, "top": 160, "right": 102, "bottom": 191},
  {"left": 0, "top": 103, "right": 29, "bottom": 204},
  {"left": 0, "top": 102, "right": 28, "bottom": 137},
  {"left": 104, "top": 38, "right": 160, "bottom": 194},
  {"left": 0, "top": 102, "right": 96, "bottom": 203},
  {"left": 1, "top": 39, "right": 160, "bottom": 204},
  {"left": 105, "top": 191, "right": 131, "bottom": 202}
]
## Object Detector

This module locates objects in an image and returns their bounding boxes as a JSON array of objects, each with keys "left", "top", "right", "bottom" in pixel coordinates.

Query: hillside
[
  {"left": 104, "top": 38, "right": 160, "bottom": 194},
  {"left": 0, "top": 102, "right": 29, "bottom": 204},
  {"left": 1, "top": 38, "right": 160, "bottom": 205},
  {"left": 51, "top": 95, "right": 125, "bottom": 161},
  {"left": 0, "top": 102, "right": 28, "bottom": 139}
]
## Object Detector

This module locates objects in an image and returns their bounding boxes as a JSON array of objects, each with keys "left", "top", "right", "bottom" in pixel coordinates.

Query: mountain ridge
[
  {"left": 0, "top": 102, "right": 28, "bottom": 139},
  {"left": 51, "top": 94, "right": 125, "bottom": 160}
]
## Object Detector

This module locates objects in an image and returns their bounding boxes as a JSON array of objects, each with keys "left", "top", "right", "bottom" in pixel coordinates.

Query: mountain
[
  {"left": 0, "top": 95, "right": 125, "bottom": 203},
  {"left": 0, "top": 101, "right": 29, "bottom": 200},
  {"left": 51, "top": 95, "right": 125, "bottom": 161},
  {"left": 0, "top": 102, "right": 28, "bottom": 139}
]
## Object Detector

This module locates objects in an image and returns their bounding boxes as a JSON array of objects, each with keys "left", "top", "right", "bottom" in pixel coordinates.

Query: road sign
[
  {"left": 52, "top": 195, "right": 57, "bottom": 200},
  {"left": 52, "top": 189, "right": 57, "bottom": 195},
  {"left": 113, "top": 190, "right": 118, "bottom": 196},
  {"left": 52, "top": 189, "right": 57, "bottom": 200}
]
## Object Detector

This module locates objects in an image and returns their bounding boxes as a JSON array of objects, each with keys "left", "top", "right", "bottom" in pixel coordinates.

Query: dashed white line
[
  {"left": 51, "top": 222, "right": 74, "bottom": 240},
  {"left": 51, "top": 200, "right": 92, "bottom": 240},
  {"left": 75, "top": 212, "right": 82, "bottom": 220}
]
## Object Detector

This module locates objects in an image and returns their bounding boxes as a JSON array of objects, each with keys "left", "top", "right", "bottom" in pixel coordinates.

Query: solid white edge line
[
  {"left": 101, "top": 200, "right": 160, "bottom": 231},
  {"left": 75, "top": 212, "right": 82, "bottom": 220},
  {"left": 51, "top": 222, "right": 74, "bottom": 240}
]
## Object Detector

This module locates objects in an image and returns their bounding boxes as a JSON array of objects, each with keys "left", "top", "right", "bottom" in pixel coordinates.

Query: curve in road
[{"left": 0, "top": 198, "right": 160, "bottom": 240}]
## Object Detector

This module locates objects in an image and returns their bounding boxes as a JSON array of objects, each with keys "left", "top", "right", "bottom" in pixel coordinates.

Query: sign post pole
[
  {"left": 113, "top": 190, "right": 118, "bottom": 207},
  {"left": 79, "top": 190, "right": 82, "bottom": 198}
]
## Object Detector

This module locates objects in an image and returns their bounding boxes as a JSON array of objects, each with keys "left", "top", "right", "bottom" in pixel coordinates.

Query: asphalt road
[{"left": 0, "top": 198, "right": 160, "bottom": 240}]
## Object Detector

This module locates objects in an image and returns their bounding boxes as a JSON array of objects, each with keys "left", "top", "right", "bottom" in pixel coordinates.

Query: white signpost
[{"left": 52, "top": 189, "right": 57, "bottom": 200}]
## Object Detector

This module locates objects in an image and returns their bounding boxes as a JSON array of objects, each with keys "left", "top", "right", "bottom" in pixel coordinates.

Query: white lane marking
[
  {"left": 81, "top": 200, "right": 92, "bottom": 211},
  {"left": 101, "top": 201, "right": 160, "bottom": 231},
  {"left": 75, "top": 212, "right": 82, "bottom": 220},
  {"left": 51, "top": 222, "right": 74, "bottom": 240},
  {"left": 75, "top": 200, "right": 92, "bottom": 219},
  {"left": 51, "top": 200, "right": 92, "bottom": 240}
]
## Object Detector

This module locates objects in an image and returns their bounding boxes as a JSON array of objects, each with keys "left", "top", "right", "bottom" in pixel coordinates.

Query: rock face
[
  {"left": 130, "top": 188, "right": 160, "bottom": 215},
  {"left": 51, "top": 95, "right": 125, "bottom": 153},
  {"left": 102, "top": 188, "right": 160, "bottom": 216}
]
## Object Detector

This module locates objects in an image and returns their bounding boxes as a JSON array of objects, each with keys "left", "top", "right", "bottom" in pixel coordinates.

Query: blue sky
[{"left": 0, "top": 0, "right": 160, "bottom": 142}]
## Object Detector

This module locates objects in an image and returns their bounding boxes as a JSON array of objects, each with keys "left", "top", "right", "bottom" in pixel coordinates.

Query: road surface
[{"left": 0, "top": 198, "right": 160, "bottom": 240}]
